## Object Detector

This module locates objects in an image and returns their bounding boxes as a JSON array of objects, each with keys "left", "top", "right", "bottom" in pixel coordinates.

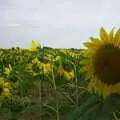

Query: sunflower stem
[
  {"left": 74, "top": 64, "right": 78, "bottom": 107},
  {"left": 38, "top": 79, "right": 42, "bottom": 120},
  {"left": 70, "top": 61, "right": 78, "bottom": 108},
  {"left": 113, "top": 112, "right": 119, "bottom": 120},
  {"left": 51, "top": 64, "right": 59, "bottom": 120}
]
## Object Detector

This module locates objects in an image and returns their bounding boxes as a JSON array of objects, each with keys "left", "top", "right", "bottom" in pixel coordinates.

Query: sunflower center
[{"left": 93, "top": 44, "right": 120, "bottom": 85}]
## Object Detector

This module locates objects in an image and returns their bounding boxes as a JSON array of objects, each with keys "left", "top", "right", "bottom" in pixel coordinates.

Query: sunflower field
[{"left": 1, "top": 28, "right": 120, "bottom": 120}]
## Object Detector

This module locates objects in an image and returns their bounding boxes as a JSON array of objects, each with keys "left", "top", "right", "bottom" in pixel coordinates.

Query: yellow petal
[
  {"left": 79, "top": 68, "right": 87, "bottom": 73},
  {"left": 9, "top": 64, "right": 12, "bottom": 71},
  {"left": 102, "top": 85, "right": 110, "bottom": 99},
  {"left": 100, "top": 27, "right": 108, "bottom": 43},
  {"left": 114, "top": 29, "right": 120, "bottom": 47},
  {"left": 30, "top": 40, "right": 37, "bottom": 51},
  {"left": 32, "top": 58, "right": 39, "bottom": 64},
  {"left": 84, "top": 72, "right": 92, "bottom": 80},
  {"left": 111, "top": 83, "right": 120, "bottom": 94},
  {"left": 90, "top": 37, "right": 99, "bottom": 42},
  {"left": 83, "top": 42, "right": 93, "bottom": 48},
  {"left": 108, "top": 28, "right": 114, "bottom": 43},
  {"left": 88, "top": 80, "right": 94, "bottom": 92}
]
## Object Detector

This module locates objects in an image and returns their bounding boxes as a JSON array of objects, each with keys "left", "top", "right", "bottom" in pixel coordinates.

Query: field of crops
[
  {"left": 0, "top": 40, "right": 120, "bottom": 120},
  {"left": 0, "top": 41, "right": 87, "bottom": 120}
]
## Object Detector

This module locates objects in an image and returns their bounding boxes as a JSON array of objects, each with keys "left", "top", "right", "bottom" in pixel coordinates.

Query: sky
[{"left": 0, "top": 0, "right": 120, "bottom": 49}]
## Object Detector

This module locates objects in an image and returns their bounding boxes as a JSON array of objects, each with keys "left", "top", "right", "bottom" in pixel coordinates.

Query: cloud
[{"left": 0, "top": 0, "right": 120, "bottom": 48}]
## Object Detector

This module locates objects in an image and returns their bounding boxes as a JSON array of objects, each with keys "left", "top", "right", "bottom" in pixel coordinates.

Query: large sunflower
[{"left": 81, "top": 27, "right": 120, "bottom": 97}]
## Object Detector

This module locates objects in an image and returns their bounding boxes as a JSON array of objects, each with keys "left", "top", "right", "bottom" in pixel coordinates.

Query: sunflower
[
  {"left": 16, "top": 55, "right": 23, "bottom": 63},
  {"left": 4, "top": 64, "right": 12, "bottom": 76},
  {"left": 81, "top": 27, "right": 120, "bottom": 97},
  {"left": 55, "top": 56, "right": 64, "bottom": 76},
  {"left": 29, "top": 40, "right": 40, "bottom": 51},
  {"left": 63, "top": 70, "right": 74, "bottom": 80},
  {"left": 0, "top": 77, "right": 11, "bottom": 103}
]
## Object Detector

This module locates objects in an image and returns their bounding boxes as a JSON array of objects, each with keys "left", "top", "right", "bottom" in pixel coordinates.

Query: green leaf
[
  {"left": 0, "top": 107, "right": 12, "bottom": 117},
  {"left": 67, "top": 93, "right": 120, "bottom": 120}
]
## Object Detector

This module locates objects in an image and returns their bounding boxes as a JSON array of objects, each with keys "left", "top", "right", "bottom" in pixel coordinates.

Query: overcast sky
[{"left": 0, "top": 0, "right": 120, "bottom": 49}]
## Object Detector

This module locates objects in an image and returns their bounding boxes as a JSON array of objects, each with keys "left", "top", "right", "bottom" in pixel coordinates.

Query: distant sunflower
[
  {"left": 29, "top": 40, "right": 40, "bottom": 51},
  {"left": 81, "top": 27, "right": 120, "bottom": 97}
]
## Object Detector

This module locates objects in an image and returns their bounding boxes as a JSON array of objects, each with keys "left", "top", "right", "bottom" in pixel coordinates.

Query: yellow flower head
[
  {"left": 29, "top": 40, "right": 40, "bottom": 51},
  {"left": 32, "top": 58, "right": 40, "bottom": 64},
  {"left": 27, "top": 63, "right": 40, "bottom": 76},
  {"left": 16, "top": 56, "right": 23, "bottom": 63},
  {"left": 0, "top": 78, "right": 11, "bottom": 100},
  {"left": 69, "top": 70, "right": 74, "bottom": 79},
  {"left": 81, "top": 27, "right": 120, "bottom": 98},
  {"left": 43, "top": 63, "right": 51, "bottom": 74},
  {"left": 55, "top": 56, "right": 62, "bottom": 61},
  {"left": 4, "top": 64, "right": 12, "bottom": 76},
  {"left": 63, "top": 70, "right": 74, "bottom": 80},
  {"left": 3, "top": 88, "right": 10, "bottom": 97},
  {"left": 0, "top": 78, "right": 11, "bottom": 87}
]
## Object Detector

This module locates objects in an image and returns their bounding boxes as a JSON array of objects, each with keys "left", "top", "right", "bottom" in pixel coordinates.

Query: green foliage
[
  {"left": 67, "top": 93, "right": 120, "bottom": 120},
  {"left": 0, "top": 45, "right": 119, "bottom": 120}
]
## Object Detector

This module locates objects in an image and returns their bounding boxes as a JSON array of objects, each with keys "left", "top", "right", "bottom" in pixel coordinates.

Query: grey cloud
[{"left": 0, "top": 0, "right": 120, "bottom": 48}]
